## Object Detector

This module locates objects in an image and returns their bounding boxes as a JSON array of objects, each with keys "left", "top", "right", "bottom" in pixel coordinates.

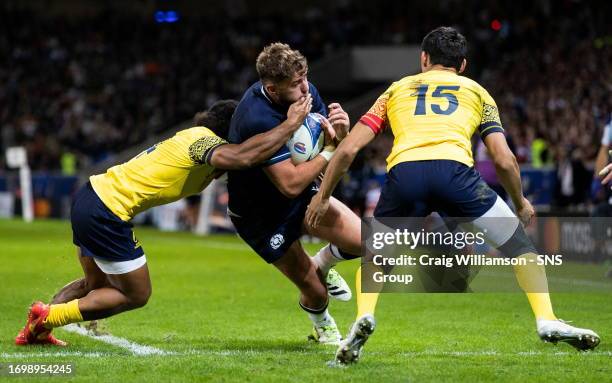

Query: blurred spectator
[
  {"left": 554, "top": 145, "right": 591, "bottom": 208},
  {"left": 0, "top": 0, "right": 609, "bottom": 210},
  {"left": 593, "top": 117, "right": 612, "bottom": 211},
  {"left": 531, "top": 133, "right": 551, "bottom": 169}
]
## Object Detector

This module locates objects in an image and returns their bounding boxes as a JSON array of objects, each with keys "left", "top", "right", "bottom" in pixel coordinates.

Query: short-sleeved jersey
[
  {"left": 90, "top": 127, "right": 227, "bottom": 221},
  {"left": 360, "top": 70, "right": 504, "bottom": 170},
  {"left": 227, "top": 81, "right": 327, "bottom": 218}
]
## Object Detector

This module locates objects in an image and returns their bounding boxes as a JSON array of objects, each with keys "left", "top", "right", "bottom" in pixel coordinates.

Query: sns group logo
[{"left": 270, "top": 234, "right": 285, "bottom": 250}]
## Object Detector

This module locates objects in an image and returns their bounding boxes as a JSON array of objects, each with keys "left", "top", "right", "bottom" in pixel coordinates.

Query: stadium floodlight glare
[{"left": 5, "top": 146, "right": 34, "bottom": 222}]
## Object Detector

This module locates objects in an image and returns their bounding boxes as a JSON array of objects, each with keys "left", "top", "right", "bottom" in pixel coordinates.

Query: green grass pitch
[{"left": 0, "top": 219, "right": 610, "bottom": 382}]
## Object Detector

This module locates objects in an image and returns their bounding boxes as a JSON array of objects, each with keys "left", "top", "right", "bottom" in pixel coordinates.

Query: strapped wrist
[{"left": 318, "top": 145, "right": 336, "bottom": 162}]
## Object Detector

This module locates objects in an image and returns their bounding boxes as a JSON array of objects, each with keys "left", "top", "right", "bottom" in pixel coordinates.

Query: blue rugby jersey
[{"left": 227, "top": 81, "right": 326, "bottom": 220}]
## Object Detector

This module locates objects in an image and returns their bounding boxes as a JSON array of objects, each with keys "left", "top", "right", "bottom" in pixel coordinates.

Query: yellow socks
[
  {"left": 513, "top": 253, "right": 557, "bottom": 321},
  {"left": 355, "top": 252, "right": 558, "bottom": 322},
  {"left": 524, "top": 293, "right": 557, "bottom": 321},
  {"left": 43, "top": 299, "right": 83, "bottom": 329},
  {"left": 356, "top": 265, "right": 380, "bottom": 319}
]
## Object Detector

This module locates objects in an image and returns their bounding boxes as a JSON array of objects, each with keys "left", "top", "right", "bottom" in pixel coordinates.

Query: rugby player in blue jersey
[{"left": 228, "top": 43, "right": 362, "bottom": 345}]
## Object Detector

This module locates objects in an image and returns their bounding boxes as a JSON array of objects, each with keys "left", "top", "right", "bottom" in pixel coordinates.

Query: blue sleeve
[
  {"left": 309, "top": 83, "right": 327, "bottom": 118},
  {"left": 266, "top": 146, "right": 291, "bottom": 166},
  {"left": 264, "top": 111, "right": 291, "bottom": 165},
  {"left": 242, "top": 110, "right": 291, "bottom": 166}
]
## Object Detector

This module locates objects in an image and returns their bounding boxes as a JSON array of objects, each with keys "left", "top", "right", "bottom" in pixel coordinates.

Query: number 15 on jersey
[{"left": 414, "top": 85, "right": 460, "bottom": 116}]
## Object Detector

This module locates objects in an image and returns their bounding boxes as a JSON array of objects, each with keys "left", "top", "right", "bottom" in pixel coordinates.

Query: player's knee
[
  {"left": 126, "top": 287, "right": 152, "bottom": 309},
  {"left": 128, "top": 294, "right": 150, "bottom": 309},
  {"left": 497, "top": 225, "right": 537, "bottom": 258}
]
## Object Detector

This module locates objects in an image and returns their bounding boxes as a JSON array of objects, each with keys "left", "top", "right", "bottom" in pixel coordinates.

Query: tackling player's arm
[
  {"left": 483, "top": 132, "right": 534, "bottom": 226},
  {"left": 264, "top": 117, "right": 337, "bottom": 199},
  {"left": 306, "top": 86, "right": 389, "bottom": 227},
  {"left": 209, "top": 95, "right": 312, "bottom": 170},
  {"left": 478, "top": 89, "right": 534, "bottom": 226},
  {"left": 306, "top": 122, "right": 376, "bottom": 227}
]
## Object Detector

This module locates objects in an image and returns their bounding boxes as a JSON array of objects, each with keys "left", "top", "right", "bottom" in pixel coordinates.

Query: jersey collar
[
  {"left": 260, "top": 85, "right": 274, "bottom": 105},
  {"left": 259, "top": 83, "right": 288, "bottom": 114}
]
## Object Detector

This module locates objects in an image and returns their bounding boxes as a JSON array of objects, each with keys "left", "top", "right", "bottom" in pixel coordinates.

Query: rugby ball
[{"left": 287, "top": 113, "right": 325, "bottom": 164}]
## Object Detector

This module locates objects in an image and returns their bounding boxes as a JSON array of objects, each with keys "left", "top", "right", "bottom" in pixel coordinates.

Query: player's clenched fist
[
  {"left": 516, "top": 197, "right": 535, "bottom": 227},
  {"left": 327, "top": 103, "right": 350, "bottom": 142},
  {"left": 306, "top": 192, "right": 329, "bottom": 229},
  {"left": 286, "top": 94, "right": 313, "bottom": 127}
]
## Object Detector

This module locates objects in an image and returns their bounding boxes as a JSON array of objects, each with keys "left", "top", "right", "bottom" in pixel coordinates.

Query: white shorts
[
  {"left": 93, "top": 254, "right": 147, "bottom": 275},
  {"left": 464, "top": 195, "right": 520, "bottom": 247}
]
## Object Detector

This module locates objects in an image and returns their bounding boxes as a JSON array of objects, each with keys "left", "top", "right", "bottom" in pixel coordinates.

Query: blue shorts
[
  {"left": 374, "top": 160, "right": 498, "bottom": 219},
  {"left": 71, "top": 182, "right": 144, "bottom": 262},
  {"left": 230, "top": 185, "right": 318, "bottom": 263}
]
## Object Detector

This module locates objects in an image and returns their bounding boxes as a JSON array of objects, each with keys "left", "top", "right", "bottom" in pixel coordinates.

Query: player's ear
[
  {"left": 458, "top": 58, "right": 467, "bottom": 74},
  {"left": 264, "top": 83, "right": 277, "bottom": 97},
  {"left": 420, "top": 51, "right": 429, "bottom": 71}
]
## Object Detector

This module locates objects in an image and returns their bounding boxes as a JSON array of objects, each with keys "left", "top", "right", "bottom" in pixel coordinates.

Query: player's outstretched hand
[
  {"left": 517, "top": 197, "right": 535, "bottom": 227},
  {"left": 328, "top": 103, "right": 350, "bottom": 142},
  {"left": 306, "top": 192, "right": 329, "bottom": 229},
  {"left": 287, "top": 94, "right": 313, "bottom": 127}
]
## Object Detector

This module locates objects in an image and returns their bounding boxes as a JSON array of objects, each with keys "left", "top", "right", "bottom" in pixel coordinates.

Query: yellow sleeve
[
  {"left": 478, "top": 87, "right": 504, "bottom": 139},
  {"left": 188, "top": 135, "right": 228, "bottom": 165}
]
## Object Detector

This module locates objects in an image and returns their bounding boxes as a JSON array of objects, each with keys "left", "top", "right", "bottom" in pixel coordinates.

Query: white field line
[
  {"left": 3, "top": 349, "right": 611, "bottom": 359},
  {"left": 59, "top": 324, "right": 174, "bottom": 356},
  {"left": 1, "top": 352, "right": 112, "bottom": 358}
]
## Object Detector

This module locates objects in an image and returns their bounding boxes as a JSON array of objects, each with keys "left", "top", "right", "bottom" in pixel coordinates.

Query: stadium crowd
[{"left": 0, "top": 1, "right": 609, "bottom": 210}]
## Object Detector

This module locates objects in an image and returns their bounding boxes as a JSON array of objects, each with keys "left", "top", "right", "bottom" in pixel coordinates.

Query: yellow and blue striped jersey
[
  {"left": 90, "top": 127, "right": 227, "bottom": 221},
  {"left": 360, "top": 69, "right": 503, "bottom": 170}
]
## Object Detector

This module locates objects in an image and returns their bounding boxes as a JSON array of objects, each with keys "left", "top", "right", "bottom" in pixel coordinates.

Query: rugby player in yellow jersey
[
  {"left": 15, "top": 96, "right": 338, "bottom": 346},
  {"left": 306, "top": 26, "right": 600, "bottom": 363}
]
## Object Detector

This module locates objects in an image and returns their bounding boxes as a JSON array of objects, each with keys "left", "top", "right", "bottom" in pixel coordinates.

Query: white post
[
  {"left": 6, "top": 146, "right": 34, "bottom": 222},
  {"left": 194, "top": 179, "right": 217, "bottom": 235},
  {"left": 19, "top": 165, "right": 34, "bottom": 222}
]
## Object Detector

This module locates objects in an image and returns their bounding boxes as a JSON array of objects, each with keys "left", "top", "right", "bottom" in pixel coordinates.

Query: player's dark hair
[
  {"left": 256, "top": 42, "right": 308, "bottom": 83},
  {"left": 421, "top": 26, "right": 467, "bottom": 71},
  {"left": 193, "top": 99, "right": 238, "bottom": 140}
]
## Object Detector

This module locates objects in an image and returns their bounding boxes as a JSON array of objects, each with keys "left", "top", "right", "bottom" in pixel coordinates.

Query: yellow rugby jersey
[
  {"left": 90, "top": 127, "right": 227, "bottom": 221},
  {"left": 360, "top": 69, "right": 503, "bottom": 170}
]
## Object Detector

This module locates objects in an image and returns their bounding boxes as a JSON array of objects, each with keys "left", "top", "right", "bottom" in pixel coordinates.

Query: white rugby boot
[
  {"left": 335, "top": 314, "right": 376, "bottom": 364},
  {"left": 326, "top": 268, "right": 352, "bottom": 302},
  {"left": 537, "top": 319, "right": 600, "bottom": 351}
]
